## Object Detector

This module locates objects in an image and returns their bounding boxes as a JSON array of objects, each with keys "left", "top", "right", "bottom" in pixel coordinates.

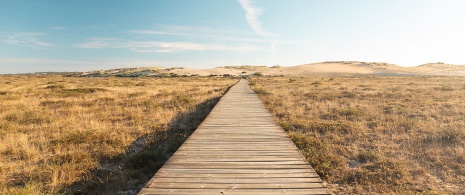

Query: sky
[{"left": 1, "top": 0, "right": 465, "bottom": 74}]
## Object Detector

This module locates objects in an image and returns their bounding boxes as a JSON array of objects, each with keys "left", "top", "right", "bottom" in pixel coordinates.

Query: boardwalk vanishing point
[{"left": 139, "top": 79, "right": 330, "bottom": 195}]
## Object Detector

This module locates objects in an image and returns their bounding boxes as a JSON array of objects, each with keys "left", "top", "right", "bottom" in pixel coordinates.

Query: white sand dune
[
  {"left": 166, "top": 62, "right": 465, "bottom": 77},
  {"left": 85, "top": 61, "right": 465, "bottom": 77},
  {"left": 405, "top": 63, "right": 465, "bottom": 76}
]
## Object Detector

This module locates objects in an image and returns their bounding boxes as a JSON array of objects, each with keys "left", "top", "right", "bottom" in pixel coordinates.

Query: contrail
[{"left": 238, "top": 0, "right": 273, "bottom": 36}]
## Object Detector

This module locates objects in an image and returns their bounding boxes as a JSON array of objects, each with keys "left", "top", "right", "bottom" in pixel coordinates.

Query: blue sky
[{"left": 1, "top": 0, "right": 464, "bottom": 73}]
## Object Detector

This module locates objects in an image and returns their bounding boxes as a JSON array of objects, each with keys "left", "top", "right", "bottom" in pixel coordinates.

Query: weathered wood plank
[
  {"left": 147, "top": 182, "right": 326, "bottom": 189},
  {"left": 146, "top": 177, "right": 324, "bottom": 183},
  {"left": 162, "top": 164, "right": 312, "bottom": 169},
  {"left": 174, "top": 152, "right": 298, "bottom": 155},
  {"left": 139, "top": 188, "right": 330, "bottom": 195},
  {"left": 153, "top": 172, "right": 320, "bottom": 178},
  {"left": 179, "top": 149, "right": 297, "bottom": 151},
  {"left": 182, "top": 145, "right": 294, "bottom": 147},
  {"left": 138, "top": 79, "right": 329, "bottom": 195},
  {"left": 168, "top": 159, "right": 304, "bottom": 163},
  {"left": 157, "top": 168, "right": 316, "bottom": 174},
  {"left": 168, "top": 156, "right": 303, "bottom": 160},
  {"left": 165, "top": 161, "right": 309, "bottom": 166}
]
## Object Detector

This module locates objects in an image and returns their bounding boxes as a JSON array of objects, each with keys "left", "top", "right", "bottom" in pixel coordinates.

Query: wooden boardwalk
[{"left": 139, "top": 79, "right": 330, "bottom": 195}]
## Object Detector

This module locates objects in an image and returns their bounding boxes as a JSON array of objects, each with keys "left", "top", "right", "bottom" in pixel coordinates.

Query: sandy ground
[{"left": 166, "top": 62, "right": 465, "bottom": 77}]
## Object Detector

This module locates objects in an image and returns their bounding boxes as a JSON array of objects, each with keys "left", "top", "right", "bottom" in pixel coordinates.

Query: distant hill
[{"left": 42, "top": 61, "right": 465, "bottom": 77}]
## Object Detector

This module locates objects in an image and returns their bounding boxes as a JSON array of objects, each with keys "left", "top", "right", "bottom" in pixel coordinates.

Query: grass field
[
  {"left": 250, "top": 76, "right": 465, "bottom": 194},
  {"left": 2, "top": 74, "right": 464, "bottom": 194},
  {"left": 0, "top": 75, "right": 236, "bottom": 194}
]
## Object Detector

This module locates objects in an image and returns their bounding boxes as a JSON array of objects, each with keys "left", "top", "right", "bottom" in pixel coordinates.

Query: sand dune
[
  {"left": 80, "top": 61, "right": 465, "bottom": 77},
  {"left": 167, "top": 62, "right": 465, "bottom": 77},
  {"left": 405, "top": 63, "right": 465, "bottom": 76}
]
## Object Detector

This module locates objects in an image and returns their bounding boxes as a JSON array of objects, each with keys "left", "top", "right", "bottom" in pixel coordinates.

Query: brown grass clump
[
  {"left": 0, "top": 75, "right": 236, "bottom": 194},
  {"left": 250, "top": 76, "right": 465, "bottom": 194}
]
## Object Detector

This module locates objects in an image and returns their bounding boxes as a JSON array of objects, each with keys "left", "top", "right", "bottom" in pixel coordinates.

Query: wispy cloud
[
  {"left": 129, "top": 30, "right": 190, "bottom": 37},
  {"left": 268, "top": 39, "right": 279, "bottom": 63},
  {"left": 271, "top": 39, "right": 279, "bottom": 49},
  {"left": 129, "top": 25, "right": 272, "bottom": 43},
  {"left": 129, "top": 42, "right": 262, "bottom": 53},
  {"left": 75, "top": 38, "right": 119, "bottom": 49},
  {"left": 50, "top": 26, "right": 68, "bottom": 30},
  {"left": 0, "top": 57, "right": 166, "bottom": 67},
  {"left": 86, "top": 24, "right": 115, "bottom": 30},
  {"left": 76, "top": 38, "right": 263, "bottom": 53},
  {"left": 0, "top": 57, "right": 171, "bottom": 73},
  {"left": 238, "top": 0, "right": 279, "bottom": 63},
  {"left": 270, "top": 40, "right": 279, "bottom": 55},
  {"left": 5, "top": 32, "right": 54, "bottom": 48},
  {"left": 238, "top": 0, "right": 273, "bottom": 36}
]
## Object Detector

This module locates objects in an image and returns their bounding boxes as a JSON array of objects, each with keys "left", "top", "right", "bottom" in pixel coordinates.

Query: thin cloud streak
[
  {"left": 129, "top": 25, "right": 273, "bottom": 44},
  {"left": 76, "top": 38, "right": 119, "bottom": 49},
  {"left": 238, "top": 0, "right": 273, "bottom": 36},
  {"left": 0, "top": 57, "right": 166, "bottom": 66},
  {"left": 271, "top": 40, "right": 279, "bottom": 53},
  {"left": 268, "top": 40, "right": 279, "bottom": 63},
  {"left": 50, "top": 26, "right": 68, "bottom": 30},
  {"left": 0, "top": 57, "right": 173, "bottom": 74},
  {"left": 76, "top": 38, "right": 264, "bottom": 53},
  {"left": 238, "top": 0, "right": 280, "bottom": 64},
  {"left": 4, "top": 32, "right": 54, "bottom": 48},
  {"left": 270, "top": 39, "right": 279, "bottom": 57},
  {"left": 129, "top": 30, "right": 190, "bottom": 37}
]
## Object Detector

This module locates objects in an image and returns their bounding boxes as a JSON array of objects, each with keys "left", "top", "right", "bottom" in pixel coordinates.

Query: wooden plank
[
  {"left": 177, "top": 151, "right": 297, "bottom": 153},
  {"left": 139, "top": 188, "right": 330, "bottom": 195},
  {"left": 162, "top": 164, "right": 312, "bottom": 169},
  {"left": 168, "top": 156, "right": 302, "bottom": 160},
  {"left": 179, "top": 146, "right": 293, "bottom": 152},
  {"left": 146, "top": 182, "right": 326, "bottom": 189},
  {"left": 175, "top": 150, "right": 296, "bottom": 153},
  {"left": 192, "top": 133, "right": 286, "bottom": 136},
  {"left": 178, "top": 149, "right": 297, "bottom": 152},
  {"left": 179, "top": 144, "right": 295, "bottom": 147},
  {"left": 173, "top": 155, "right": 300, "bottom": 157},
  {"left": 185, "top": 139, "right": 292, "bottom": 142},
  {"left": 165, "top": 161, "right": 309, "bottom": 165},
  {"left": 157, "top": 168, "right": 315, "bottom": 174},
  {"left": 147, "top": 177, "right": 324, "bottom": 183},
  {"left": 153, "top": 172, "right": 320, "bottom": 178},
  {"left": 189, "top": 137, "right": 288, "bottom": 139},
  {"left": 170, "top": 157, "right": 302, "bottom": 163},
  {"left": 138, "top": 79, "right": 329, "bottom": 195}
]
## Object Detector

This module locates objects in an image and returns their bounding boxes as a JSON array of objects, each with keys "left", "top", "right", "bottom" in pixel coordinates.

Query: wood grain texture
[{"left": 139, "top": 79, "right": 330, "bottom": 195}]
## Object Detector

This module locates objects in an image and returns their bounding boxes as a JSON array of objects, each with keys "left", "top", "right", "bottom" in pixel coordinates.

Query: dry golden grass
[
  {"left": 0, "top": 75, "right": 236, "bottom": 194},
  {"left": 250, "top": 76, "right": 465, "bottom": 194}
]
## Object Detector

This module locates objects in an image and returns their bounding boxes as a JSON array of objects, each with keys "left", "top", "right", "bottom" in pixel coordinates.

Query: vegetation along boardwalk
[{"left": 139, "top": 79, "right": 329, "bottom": 195}]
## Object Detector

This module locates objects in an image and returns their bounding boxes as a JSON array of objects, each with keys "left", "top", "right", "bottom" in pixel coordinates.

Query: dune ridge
[{"left": 66, "top": 61, "right": 465, "bottom": 77}]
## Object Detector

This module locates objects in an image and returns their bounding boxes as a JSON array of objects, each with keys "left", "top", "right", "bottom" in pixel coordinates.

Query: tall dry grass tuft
[
  {"left": 0, "top": 75, "right": 236, "bottom": 194},
  {"left": 250, "top": 76, "right": 465, "bottom": 194}
]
